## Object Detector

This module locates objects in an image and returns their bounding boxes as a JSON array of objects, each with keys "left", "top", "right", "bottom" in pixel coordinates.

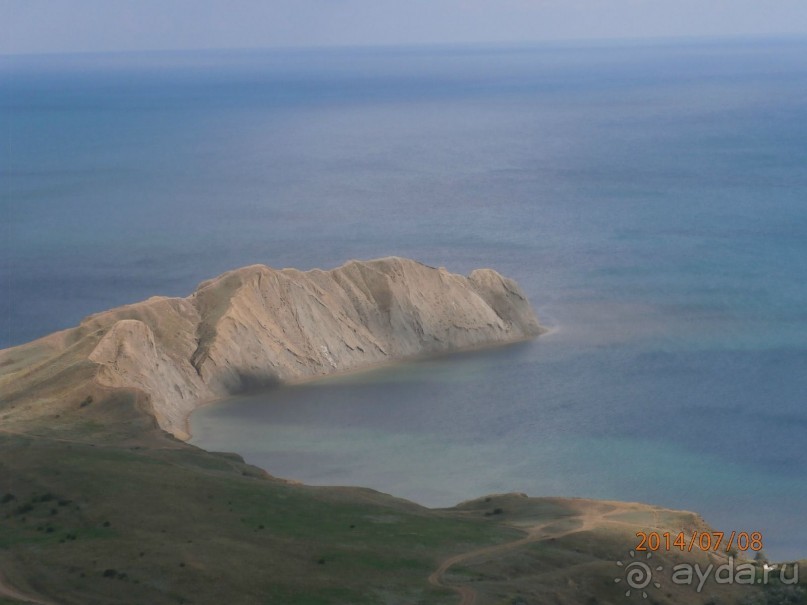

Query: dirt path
[
  {"left": 0, "top": 573, "right": 53, "bottom": 605},
  {"left": 428, "top": 501, "right": 656, "bottom": 605}
]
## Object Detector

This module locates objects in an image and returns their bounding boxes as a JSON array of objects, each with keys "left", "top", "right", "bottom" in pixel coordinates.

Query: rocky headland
[{"left": 0, "top": 257, "right": 543, "bottom": 439}]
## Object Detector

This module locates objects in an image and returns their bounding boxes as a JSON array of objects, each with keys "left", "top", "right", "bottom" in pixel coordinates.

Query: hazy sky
[{"left": 4, "top": 0, "right": 807, "bottom": 55}]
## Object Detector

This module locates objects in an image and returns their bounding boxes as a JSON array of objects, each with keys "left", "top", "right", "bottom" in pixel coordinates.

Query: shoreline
[{"left": 181, "top": 330, "right": 549, "bottom": 442}]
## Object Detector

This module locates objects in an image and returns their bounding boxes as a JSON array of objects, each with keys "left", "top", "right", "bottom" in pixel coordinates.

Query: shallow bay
[{"left": 5, "top": 37, "right": 806, "bottom": 559}]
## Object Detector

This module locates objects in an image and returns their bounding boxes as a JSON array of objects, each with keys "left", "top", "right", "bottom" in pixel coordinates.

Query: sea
[{"left": 3, "top": 37, "right": 806, "bottom": 560}]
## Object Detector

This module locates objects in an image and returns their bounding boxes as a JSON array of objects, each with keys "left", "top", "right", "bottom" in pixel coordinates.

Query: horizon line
[{"left": 4, "top": 31, "right": 807, "bottom": 59}]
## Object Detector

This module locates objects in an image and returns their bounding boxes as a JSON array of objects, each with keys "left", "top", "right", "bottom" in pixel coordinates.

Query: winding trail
[
  {"left": 428, "top": 501, "right": 659, "bottom": 605},
  {"left": 0, "top": 573, "right": 54, "bottom": 605}
]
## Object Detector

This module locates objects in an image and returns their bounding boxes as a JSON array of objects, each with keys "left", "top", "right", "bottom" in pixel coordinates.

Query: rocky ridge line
[{"left": 0, "top": 257, "right": 543, "bottom": 438}]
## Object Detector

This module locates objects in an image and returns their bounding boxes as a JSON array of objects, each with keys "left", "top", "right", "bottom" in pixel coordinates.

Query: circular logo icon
[{"left": 615, "top": 551, "right": 663, "bottom": 599}]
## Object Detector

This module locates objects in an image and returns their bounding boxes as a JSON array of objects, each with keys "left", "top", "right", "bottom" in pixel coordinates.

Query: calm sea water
[{"left": 3, "top": 39, "right": 806, "bottom": 560}]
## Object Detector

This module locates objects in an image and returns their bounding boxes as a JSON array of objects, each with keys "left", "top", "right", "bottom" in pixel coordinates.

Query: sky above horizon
[{"left": 4, "top": 0, "right": 807, "bottom": 55}]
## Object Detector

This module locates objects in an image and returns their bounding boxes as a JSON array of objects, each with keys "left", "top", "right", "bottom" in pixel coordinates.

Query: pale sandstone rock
[{"left": 0, "top": 257, "right": 543, "bottom": 438}]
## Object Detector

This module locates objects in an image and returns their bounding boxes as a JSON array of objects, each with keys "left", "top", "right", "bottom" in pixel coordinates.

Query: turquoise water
[{"left": 4, "top": 38, "right": 806, "bottom": 559}]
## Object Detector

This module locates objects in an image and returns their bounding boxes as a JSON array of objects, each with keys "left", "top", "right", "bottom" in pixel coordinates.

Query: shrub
[{"left": 14, "top": 503, "right": 34, "bottom": 515}]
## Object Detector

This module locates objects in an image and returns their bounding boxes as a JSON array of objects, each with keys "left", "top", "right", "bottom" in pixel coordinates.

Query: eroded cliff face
[{"left": 0, "top": 258, "right": 543, "bottom": 438}]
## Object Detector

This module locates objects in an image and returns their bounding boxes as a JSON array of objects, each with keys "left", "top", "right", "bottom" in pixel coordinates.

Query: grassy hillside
[
  {"left": 0, "top": 417, "right": 515, "bottom": 605},
  {"left": 1, "top": 393, "right": 802, "bottom": 604}
]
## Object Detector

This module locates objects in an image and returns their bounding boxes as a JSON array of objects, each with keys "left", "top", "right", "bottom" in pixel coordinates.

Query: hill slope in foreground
[{"left": 0, "top": 258, "right": 800, "bottom": 604}]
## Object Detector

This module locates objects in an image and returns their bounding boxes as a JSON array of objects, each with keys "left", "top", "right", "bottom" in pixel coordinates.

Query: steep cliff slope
[{"left": 0, "top": 257, "right": 542, "bottom": 438}]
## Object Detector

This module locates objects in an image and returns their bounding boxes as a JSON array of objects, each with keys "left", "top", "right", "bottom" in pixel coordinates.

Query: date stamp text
[{"left": 635, "top": 531, "right": 763, "bottom": 554}]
